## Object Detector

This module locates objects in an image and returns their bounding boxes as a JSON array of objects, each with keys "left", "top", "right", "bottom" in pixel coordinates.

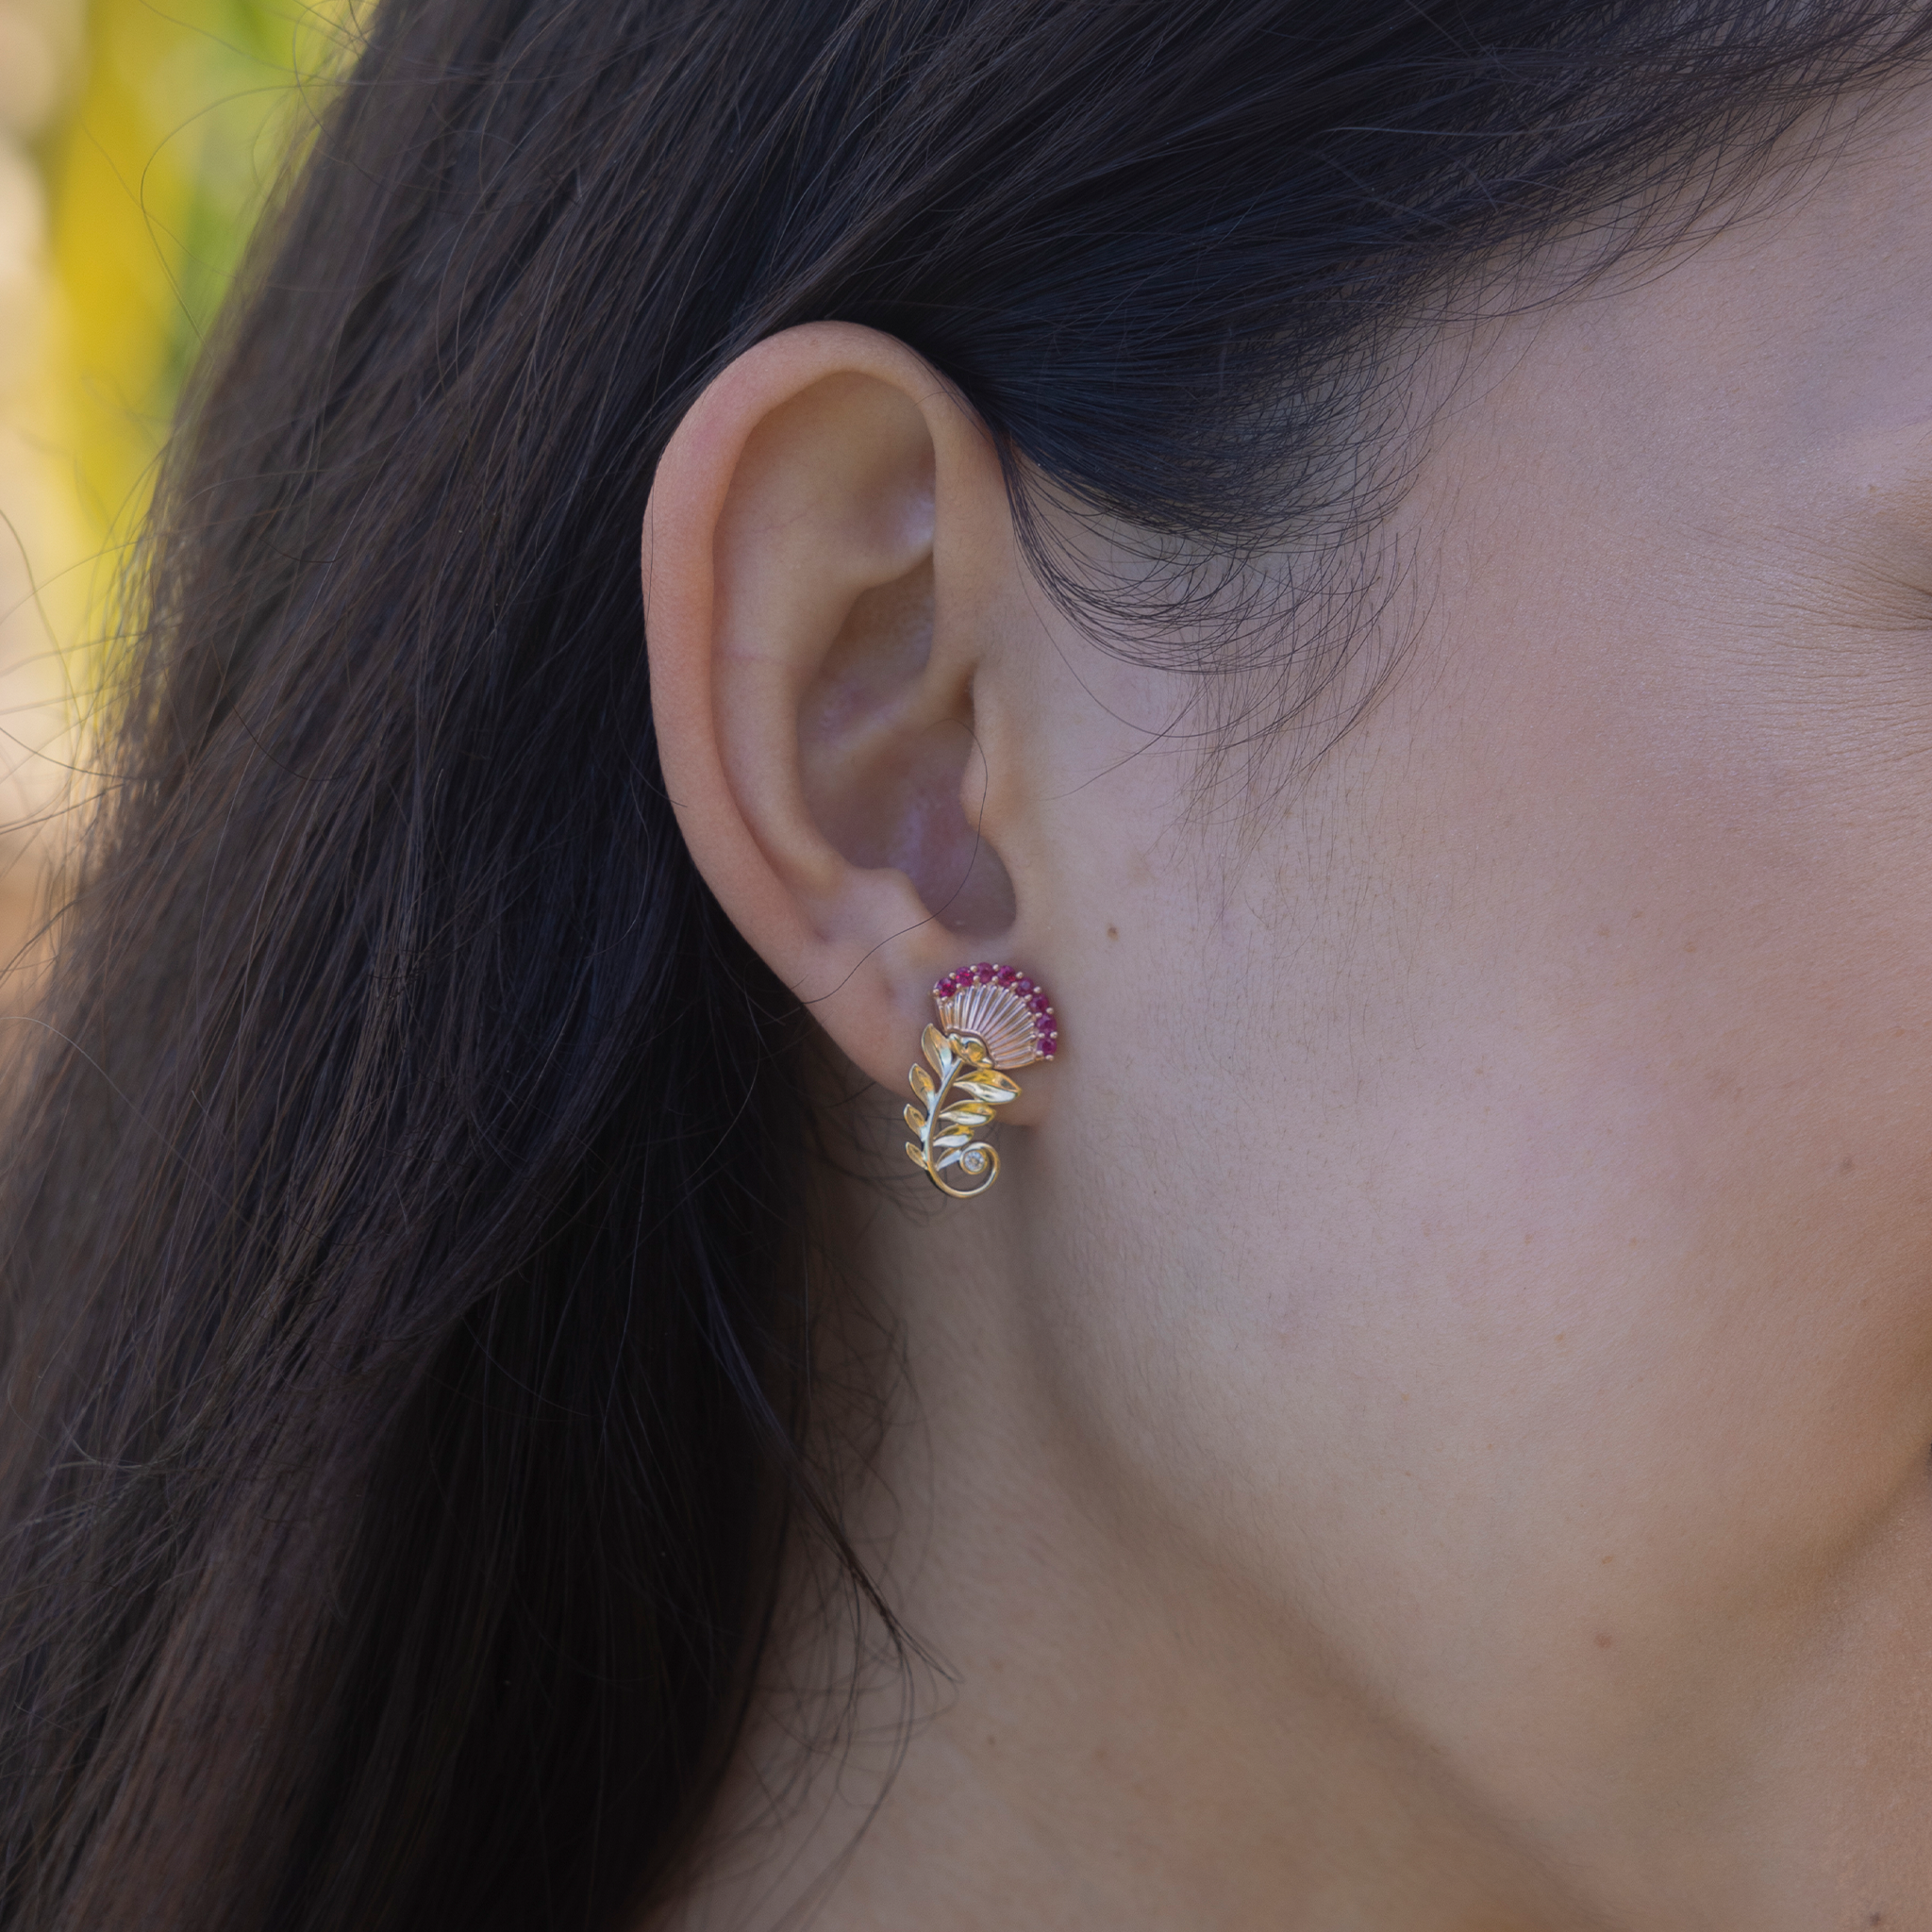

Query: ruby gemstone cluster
[{"left": 931, "top": 961, "right": 1058, "bottom": 1060}]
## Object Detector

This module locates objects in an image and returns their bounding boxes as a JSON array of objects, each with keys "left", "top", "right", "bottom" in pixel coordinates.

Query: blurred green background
[
  {"left": 0, "top": 0, "right": 349, "bottom": 996},
  {"left": 40, "top": 0, "right": 346, "bottom": 614}
]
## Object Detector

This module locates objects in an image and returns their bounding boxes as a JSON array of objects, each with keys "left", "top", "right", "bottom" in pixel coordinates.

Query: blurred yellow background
[{"left": 0, "top": 0, "right": 345, "bottom": 1006}]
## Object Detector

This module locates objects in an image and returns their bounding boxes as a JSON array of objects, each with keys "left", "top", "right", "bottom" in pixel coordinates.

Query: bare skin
[{"left": 642, "top": 89, "right": 1932, "bottom": 1931}]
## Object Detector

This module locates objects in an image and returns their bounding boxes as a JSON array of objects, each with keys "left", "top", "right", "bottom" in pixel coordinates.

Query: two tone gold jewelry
[{"left": 904, "top": 962, "right": 1059, "bottom": 1199}]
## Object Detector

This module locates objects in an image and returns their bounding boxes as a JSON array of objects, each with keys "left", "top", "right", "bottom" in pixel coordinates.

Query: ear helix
[{"left": 904, "top": 963, "right": 1059, "bottom": 1199}]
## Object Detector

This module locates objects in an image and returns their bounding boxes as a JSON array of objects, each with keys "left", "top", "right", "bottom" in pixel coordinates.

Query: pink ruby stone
[
  {"left": 974, "top": 963, "right": 995, "bottom": 983},
  {"left": 1028, "top": 993, "right": 1050, "bottom": 1013},
  {"left": 1014, "top": 976, "right": 1034, "bottom": 993},
  {"left": 995, "top": 966, "right": 1017, "bottom": 985}
]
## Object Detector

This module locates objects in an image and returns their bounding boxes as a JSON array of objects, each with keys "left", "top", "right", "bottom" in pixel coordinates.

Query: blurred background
[{"left": 0, "top": 0, "right": 346, "bottom": 1014}]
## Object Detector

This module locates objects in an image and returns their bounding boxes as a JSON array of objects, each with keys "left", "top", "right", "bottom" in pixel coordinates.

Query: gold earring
[{"left": 904, "top": 963, "right": 1058, "bottom": 1199}]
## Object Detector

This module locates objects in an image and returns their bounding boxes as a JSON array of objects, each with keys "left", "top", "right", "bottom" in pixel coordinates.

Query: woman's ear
[{"left": 643, "top": 323, "right": 1035, "bottom": 1095}]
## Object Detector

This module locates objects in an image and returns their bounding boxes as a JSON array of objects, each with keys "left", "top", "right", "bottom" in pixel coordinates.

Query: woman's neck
[{"left": 658, "top": 1141, "right": 1582, "bottom": 1932}]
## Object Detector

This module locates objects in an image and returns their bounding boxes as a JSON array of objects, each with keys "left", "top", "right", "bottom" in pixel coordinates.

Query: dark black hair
[{"left": 3, "top": 3, "right": 1926, "bottom": 1927}]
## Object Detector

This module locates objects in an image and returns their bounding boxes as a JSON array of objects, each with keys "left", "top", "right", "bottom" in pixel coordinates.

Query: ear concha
[{"left": 931, "top": 963, "right": 1059, "bottom": 1071}]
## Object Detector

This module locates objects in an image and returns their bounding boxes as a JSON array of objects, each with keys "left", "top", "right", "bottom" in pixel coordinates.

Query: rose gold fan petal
[
  {"left": 939, "top": 981, "right": 1035, "bottom": 1070},
  {"left": 933, "top": 963, "right": 1060, "bottom": 1071}
]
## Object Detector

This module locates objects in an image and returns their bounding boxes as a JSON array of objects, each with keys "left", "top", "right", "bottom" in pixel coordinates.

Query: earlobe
[{"left": 642, "top": 324, "right": 1037, "bottom": 1098}]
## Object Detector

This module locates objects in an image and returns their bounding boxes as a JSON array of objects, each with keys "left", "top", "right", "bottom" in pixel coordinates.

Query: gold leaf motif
[
  {"left": 906, "top": 1022, "right": 1018, "bottom": 1200},
  {"left": 955, "top": 1073, "right": 1018, "bottom": 1104}
]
